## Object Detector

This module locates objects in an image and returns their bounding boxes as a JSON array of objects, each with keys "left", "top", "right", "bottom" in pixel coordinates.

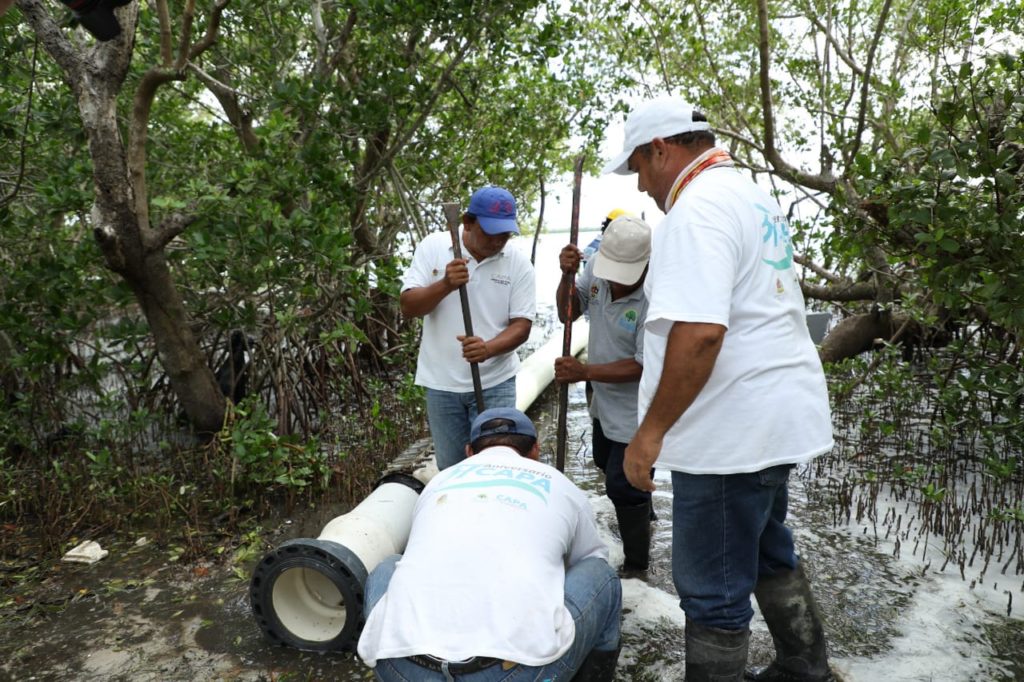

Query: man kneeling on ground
[{"left": 357, "top": 407, "right": 622, "bottom": 681}]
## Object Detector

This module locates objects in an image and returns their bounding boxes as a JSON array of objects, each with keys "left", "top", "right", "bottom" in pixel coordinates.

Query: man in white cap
[
  {"left": 400, "top": 186, "right": 536, "bottom": 471},
  {"left": 602, "top": 96, "right": 835, "bottom": 681},
  {"left": 555, "top": 215, "right": 655, "bottom": 574}
]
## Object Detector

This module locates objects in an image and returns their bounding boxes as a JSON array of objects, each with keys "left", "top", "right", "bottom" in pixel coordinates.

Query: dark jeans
[
  {"left": 671, "top": 464, "right": 798, "bottom": 631},
  {"left": 593, "top": 419, "right": 652, "bottom": 507}
]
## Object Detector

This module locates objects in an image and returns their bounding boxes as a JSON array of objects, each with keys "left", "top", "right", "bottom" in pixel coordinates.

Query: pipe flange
[
  {"left": 375, "top": 471, "right": 426, "bottom": 494},
  {"left": 250, "top": 538, "right": 367, "bottom": 652}
]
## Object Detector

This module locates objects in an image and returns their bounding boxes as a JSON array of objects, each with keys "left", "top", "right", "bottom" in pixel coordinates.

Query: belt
[{"left": 408, "top": 654, "right": 505, "bottom": 675}]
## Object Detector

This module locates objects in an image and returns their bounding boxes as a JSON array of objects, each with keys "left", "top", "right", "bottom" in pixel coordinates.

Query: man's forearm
[
  {"left": 637, "top": 322, "right": 724, "bottom": 438},
  {"left": 484, "top": 318, "right": 533, "bottom": 357},
  {"left": 586, "top": 358, "right": 642, "bottom": 384},
  {"left": 399, "top": 281, "right": 454, "bottom": 318}
]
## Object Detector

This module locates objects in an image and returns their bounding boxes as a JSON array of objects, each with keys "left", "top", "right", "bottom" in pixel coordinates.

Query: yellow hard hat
[{"left": 601, "top": 208, "right": 633, "bottom": 231}]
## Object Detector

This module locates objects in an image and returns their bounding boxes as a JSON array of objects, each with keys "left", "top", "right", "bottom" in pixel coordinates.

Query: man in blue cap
[
  {"left": 358, "top": 407, "right": 621, "bottom": 682},
  {"left": 400, "top": 186, "right": 536, "bottom": 471}
]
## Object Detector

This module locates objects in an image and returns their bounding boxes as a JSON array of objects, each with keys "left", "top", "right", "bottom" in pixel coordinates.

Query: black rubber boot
[
  {"left": 685, "top": 621, "right": 750, "bottom": 681},
  {"left": 614, "top": 501, "right": 652, "bottom": 571},
  {"left": 745, "top": 564, "right": 834, "bottom": 681},
  {"left": 572, "top": 643, "right": 620, "bottom": 682}
]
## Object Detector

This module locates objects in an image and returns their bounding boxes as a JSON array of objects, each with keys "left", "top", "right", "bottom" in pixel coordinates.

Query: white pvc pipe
[
  {"left": 316, "top": 476, "right": 421, "bottom": 569},
  {"left": 249, "top": 473, "right": 423, "bottom": 652},
  {"left": 251, "top": 329, "right": 587, "bottom": 652},
  {"left": 517, "top": 318, "right": 588, "bottom": 411}
]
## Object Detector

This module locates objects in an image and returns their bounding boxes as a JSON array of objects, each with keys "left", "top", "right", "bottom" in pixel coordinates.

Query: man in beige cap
[
  {"left": 603, "top": 95, "right": 835, "bottom": 681},
  {"left": 555, "top": 215, "right": 654, "bottom": 574}
]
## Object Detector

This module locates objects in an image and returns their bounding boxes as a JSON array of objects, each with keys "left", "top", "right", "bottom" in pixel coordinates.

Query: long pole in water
[
  {"left": 442, "top": 202, "right": 485, "bottom": 413},
  {"left": 556, "top": 155, "right": 585, "bottom": 472}
]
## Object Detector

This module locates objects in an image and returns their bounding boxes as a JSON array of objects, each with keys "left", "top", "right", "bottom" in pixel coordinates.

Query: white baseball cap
[
  {"left": 601, "top": 96, "right": 711, "bottom": 175},
  {"left": 592, "top": 216, "right": 652, "bottom": 285}
]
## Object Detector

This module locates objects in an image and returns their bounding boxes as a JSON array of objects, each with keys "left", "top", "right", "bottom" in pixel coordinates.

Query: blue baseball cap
[
  {"left": 467, "top": 186, "right": 519, "bottom": 235},
  {"left": 469, "top": 407, "right": 537, "bottom": 443}
]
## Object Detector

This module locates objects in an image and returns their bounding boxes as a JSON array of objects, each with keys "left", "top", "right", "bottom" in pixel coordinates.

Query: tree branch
[
  {"left": 794, "top": 253, "right": 842, "bottom": 283},
  {"left": 156, "top": 0, "right": 172, "bottom": 64},
  {"left": 694, "top": 0, "right": 754, "bottom": 134},
  {"left": 191, "top": 64, "right": 261, "bottom": 155},
  {"left": 321, "top": 8, "right": 358, "bottom": 82},
  {"left": 755, "top": 0, "right": 837, "bottom": 194},
  {"left": 806, "top": 11, "right": 864, "bottom": 77},
  {"left": 15, "top": 0, "right": 81, "bottom": 85},
  {"left": 800, "top": 279, "right": 876, "bottom": 302},
  {"left": 175, "top": 0, "right": 196, "bottom": 70},
  {"left": 848, "top": 0, "right": 893, "bottom": 165},
  {"left": 715, "top": 127, "right": 766, "bottom": 155},
  {"left": 360, "top": 36, "right": 475, "bottom": 184},
  {"left": 0, "top": 37, "right": 38, "bottom": 209},
  {"left": 129, "top": 68, "right": 184, "bottom": 230},
  {"left": 146, "top": 210, "right": 198, "bottom": 252},
  {"left": 188, "top": 0, "right": 229, "bottom": 59}
]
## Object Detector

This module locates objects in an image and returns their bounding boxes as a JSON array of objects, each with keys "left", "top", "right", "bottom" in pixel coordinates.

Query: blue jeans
[
  {"left": 425, "top": 377, "right": 516, "bottom": 471},
  {"left": 671, "top": 464, "right": 798, "bottom": 631},
  {"left": 363, "top": 555, "right": 621, "bottom": 681}
]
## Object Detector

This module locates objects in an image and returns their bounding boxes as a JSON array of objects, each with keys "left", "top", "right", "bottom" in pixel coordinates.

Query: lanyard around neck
[{"left": 665, "top": 148, "right": 735, "bottom": 211}]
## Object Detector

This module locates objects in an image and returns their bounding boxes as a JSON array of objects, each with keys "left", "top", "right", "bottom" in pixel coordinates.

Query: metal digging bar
[
  {"left": 556, "top": 154, "right": 585, "bottom": 472},
  {"left": 443, "top": 201, "right": 486, "bottom": 413}
]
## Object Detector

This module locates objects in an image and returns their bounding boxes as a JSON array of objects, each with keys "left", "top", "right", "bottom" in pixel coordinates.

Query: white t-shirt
[
  {"left": 357, "top": 447, "right": 608, "bottom": 667},
  {"left": 402, "top": 230, "right": 536, "bottom": 392},
  {"left": 640, "top": 166, "right": 834, "bottom": 474}
]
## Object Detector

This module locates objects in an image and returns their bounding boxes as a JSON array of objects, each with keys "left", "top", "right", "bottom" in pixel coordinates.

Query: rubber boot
[
  {"left": 685, "top": 621, "right": 750, "bottom": 681},
  {"left": 571, "top": 643, "right": 620, "bottom": 682},
  {"left": 745, "top": 564, "right": 834, "bottom": 681},
  {"left": 614, "top": 501, "right": 652, "bottom": 571}
]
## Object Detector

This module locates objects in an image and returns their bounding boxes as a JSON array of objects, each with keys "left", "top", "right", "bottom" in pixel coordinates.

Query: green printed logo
[{"left": 756, "top": 203, "right": 794, "bottom": 271}]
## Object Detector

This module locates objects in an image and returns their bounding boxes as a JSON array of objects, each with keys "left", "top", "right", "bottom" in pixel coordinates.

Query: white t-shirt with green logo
[
  {"left": 357, "top": 447, "right": 608, "bottom": 667},
  {"left": 640, "top": 167, "right": 834, "bottom": 474}
]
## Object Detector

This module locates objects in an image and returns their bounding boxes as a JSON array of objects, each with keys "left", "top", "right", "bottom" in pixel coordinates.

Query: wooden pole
[
  {"left": 556, "top": 154, "right": 585, "bottom": 472},
  {"left": 442, "top": 202, "right": 485, "bottom": 413}
]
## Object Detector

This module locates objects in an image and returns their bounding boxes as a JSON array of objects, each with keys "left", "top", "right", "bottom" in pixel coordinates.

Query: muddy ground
[{"left": 4, "top": 383, "right": 1023, "bottom": 682}]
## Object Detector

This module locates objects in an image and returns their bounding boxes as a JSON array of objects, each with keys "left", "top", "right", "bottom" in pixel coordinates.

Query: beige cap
[{"left": 592, "top": 216, "right": 652, "bottom": 285}]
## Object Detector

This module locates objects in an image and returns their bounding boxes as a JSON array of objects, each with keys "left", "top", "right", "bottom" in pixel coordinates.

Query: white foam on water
[
  {"left": 827, "top": 481, "right": 1022, "bottom": 681},
  {"left": 621, "top": 577, "right": 685, "bottom": 631},
  {"left": 584, "top": 465, "right": 1022, "bottom": 681}
]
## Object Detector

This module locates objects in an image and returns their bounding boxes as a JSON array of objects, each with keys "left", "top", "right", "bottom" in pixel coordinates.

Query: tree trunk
[
  {"left": 20, "top": 0, "right": 227, "bottom": 434},
  {"left": 84, "top": 84, "right": 226, "bottom": 435},
  {"left": 818, "top": 311, "right": 934, "bottom": 364}
]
